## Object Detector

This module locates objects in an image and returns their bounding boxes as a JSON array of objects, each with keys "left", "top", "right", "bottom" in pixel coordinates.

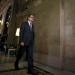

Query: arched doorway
[{"left": 3, "top": 6, "right": 12, "bottom": 42}]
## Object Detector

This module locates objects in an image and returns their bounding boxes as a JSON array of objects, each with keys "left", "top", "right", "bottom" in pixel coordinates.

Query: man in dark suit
[
  {"left": 23, "top": 47, "right": 28, "bottom": 61},
  {"left": 14, "top": 14, "right": 38, "bottom": 75}
]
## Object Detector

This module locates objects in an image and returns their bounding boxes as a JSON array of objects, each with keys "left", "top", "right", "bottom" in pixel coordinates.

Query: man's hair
[{"left": 27, "top": 14, "right": 34, "bottom": 20}]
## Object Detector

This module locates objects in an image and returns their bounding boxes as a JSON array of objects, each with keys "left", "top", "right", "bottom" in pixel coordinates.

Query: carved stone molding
[
  {"left": 16, "top": 0, "right": 47, "bottom": 17},
  {"left": 0, "top": 0, "right": 12, "bottom": 12}
]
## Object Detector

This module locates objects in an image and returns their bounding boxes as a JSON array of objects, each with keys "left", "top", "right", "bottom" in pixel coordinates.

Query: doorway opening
[{"left": 3, "top": 6, "right": 12, "bottom": 42}]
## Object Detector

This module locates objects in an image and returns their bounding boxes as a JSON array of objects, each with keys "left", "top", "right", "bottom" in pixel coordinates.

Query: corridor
[{"left": 0, "top": 0, "right": 75, "bottom": 75}]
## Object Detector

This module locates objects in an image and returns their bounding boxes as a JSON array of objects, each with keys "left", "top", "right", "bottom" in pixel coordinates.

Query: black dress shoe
[
  {"left": 28, "top": 70, "right": 39, "bottom": 75},
  {"left": 14, "top": 63, "right": 20, "bottom": 70},
  {"left": 15, "top": 66, "right": 20, "bottom": 70}
]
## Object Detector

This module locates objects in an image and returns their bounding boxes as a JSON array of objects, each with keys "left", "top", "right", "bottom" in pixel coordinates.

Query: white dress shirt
[{"left": 28, "top": 21, "right": 32, "bottom": 30}]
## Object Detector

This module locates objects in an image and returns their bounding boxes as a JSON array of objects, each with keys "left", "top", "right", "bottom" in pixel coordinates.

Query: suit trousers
[{"left": 15, "top": 40, "right": 33, "bottom": 71}]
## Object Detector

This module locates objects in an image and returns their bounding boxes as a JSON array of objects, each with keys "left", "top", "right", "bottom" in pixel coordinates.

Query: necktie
[{"left": 30, "top": 23, "right": 32, "bottom": 31}]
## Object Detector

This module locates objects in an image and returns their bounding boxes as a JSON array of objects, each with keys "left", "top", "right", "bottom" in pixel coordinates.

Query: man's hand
[{"left": 20, "top": 42, "right": 24, "bottom": 46}]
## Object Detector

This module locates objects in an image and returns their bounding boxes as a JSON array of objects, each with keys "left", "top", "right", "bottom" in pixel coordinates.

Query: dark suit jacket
[{"left": 19, "top": 22, "right": 34, "bottom": 46}]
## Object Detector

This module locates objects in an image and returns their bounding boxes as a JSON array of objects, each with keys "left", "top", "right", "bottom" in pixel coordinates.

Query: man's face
[{"left": 28, "top": 15, "right": 34, "bottom": 22}]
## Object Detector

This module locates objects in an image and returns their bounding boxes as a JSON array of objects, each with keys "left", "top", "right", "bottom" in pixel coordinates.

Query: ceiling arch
[{"left": 0, "top": 0, "right": 11, "bottom": 12}]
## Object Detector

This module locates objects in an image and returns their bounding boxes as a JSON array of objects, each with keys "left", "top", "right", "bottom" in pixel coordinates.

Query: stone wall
[
  {"left": 30, "top": 0, "right": 62, "bottom": 69},
  {"left": 62, "top": 0, "right": 75, "bottom": 72},
  {"left": 7, "top": 0, "right": 17, "bottom": 45}
]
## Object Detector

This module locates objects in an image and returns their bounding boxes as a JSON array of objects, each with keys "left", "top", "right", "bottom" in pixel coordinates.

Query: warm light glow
[
  {"left": 0, "top": 20, "right": 1, "bottom": 23},
  {"left": 15, "top": 28, "right": 20, "bottom": 36}
]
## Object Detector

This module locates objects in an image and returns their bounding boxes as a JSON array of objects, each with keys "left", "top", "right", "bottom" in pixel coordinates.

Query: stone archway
[{"left": 3, "top": 6, "right": 12, "bottom": 42}]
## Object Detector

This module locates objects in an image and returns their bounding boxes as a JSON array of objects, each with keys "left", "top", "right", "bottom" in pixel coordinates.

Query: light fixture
[
  {"left": 0, "top": 20, "right": 1, "bottom": 23},
  {"left": 15, "top": 28, "right": 20, "bottom": 47},
  {"left": 15, "top": 28, "right": 20, "bottom": 36}
]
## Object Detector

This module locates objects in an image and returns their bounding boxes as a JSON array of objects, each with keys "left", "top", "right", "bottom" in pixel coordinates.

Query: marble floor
[
  {"left": 34, "top": 63, "right": 75, "bottom": 75},
  {"left": 0, "top": 53, "right": 75, "bottom": 75},
  {"left": 0, "top": 53, "right": 27, "bottom": 71}
]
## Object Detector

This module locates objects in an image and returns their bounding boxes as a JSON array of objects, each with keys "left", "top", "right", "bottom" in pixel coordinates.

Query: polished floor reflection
[
  {"left": 0, "top": 53, "right": 75, "bottom": 75},
  {"left": 0, "top": 53, "right": 27, "bottom": 71},
  {"left": 0, "top": 54, "right": 16, "bottom": 63}
]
